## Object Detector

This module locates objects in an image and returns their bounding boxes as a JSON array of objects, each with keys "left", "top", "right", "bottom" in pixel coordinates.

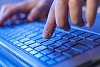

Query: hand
[
  {"left": 0, "top": 0, "right": 53, "bottom": 26},
  {"left": 42, "top": 0, "right": 99, "bottom": 39}
]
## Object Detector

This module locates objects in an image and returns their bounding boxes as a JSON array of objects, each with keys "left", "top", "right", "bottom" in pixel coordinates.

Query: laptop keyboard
[{"left": 0, "top": 22, "right": 100, "bottom": 66}]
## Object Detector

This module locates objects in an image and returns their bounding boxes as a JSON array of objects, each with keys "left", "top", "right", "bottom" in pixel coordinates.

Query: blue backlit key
[
  {"left": 79, "top": 32, "right": 93, "bottom": 38},
  {"left": 34, "top": 45, "right": 47, "bottom": 51},
  {"left": 29, "top": 43, "right": 41, "bottom": 48},
  {"left": 86, "top": 35, "right": 100, "bottom": 41},
  {"left": 47, "top": 52, "right": 61, "bottom": 59},
  {"left": 71, "top": 44, "right": 90, "bottom": 53},
  {"left": 95, "top": 38, "right": 100, "bottom": 43},
  {"left": 55, "top": 46, "right": 69, "bottom": 53},
  {"left": 40, "top": 56, "right": 49, "bottom": 62},
  {"left": 41, "top": 48, "right": 54, "bottom": 55},
  {"left": 34, "top": 53, "right": 43, "bottom": 58},
  {"left": 29, "top": 49, "right": 38, "bottom": 55},
  {"left": 78, "top": 39, "right": 99, "bottom": 48},
  {"left": 46, "top": 60, "right": 56, "bottom": 65},
  {"left": 62, "top": 49, "right": 79, "bottom": 58}
]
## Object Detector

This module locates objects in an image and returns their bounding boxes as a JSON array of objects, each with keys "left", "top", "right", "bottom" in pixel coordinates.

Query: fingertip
[
  {"left": 86, "top": 22, "right": 94, "bottom": 28},
  {"left": 27, "top": 15, "right": 34, "bottom": 22},
  {"left": 42, "top": 30, "right": 51, "bottom": 39}
]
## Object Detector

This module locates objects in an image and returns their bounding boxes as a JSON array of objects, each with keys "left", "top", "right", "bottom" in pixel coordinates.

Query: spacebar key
[{"left": 78, "top": 39, "right": 99, "bottom": 48}]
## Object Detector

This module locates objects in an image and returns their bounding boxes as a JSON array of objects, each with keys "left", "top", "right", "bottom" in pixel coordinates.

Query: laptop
[{"left": 0, "top": 1, "right": 100, "bottom": 67}]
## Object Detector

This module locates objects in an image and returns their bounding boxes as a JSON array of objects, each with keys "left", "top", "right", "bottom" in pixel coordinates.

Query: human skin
[{"left": 0, "top": 0, "right": 99, "bottom": 39}]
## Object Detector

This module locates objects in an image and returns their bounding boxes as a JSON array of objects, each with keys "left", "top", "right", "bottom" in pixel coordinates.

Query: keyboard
[{"left": 0, "top": 22, "right": 100, "bottom": 66}]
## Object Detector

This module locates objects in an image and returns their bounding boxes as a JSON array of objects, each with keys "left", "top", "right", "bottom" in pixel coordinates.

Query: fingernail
[
  {"left": 86, "top": 23, "right": 92, "bottom": 27},
  {"left": 42, "top": 30, "right": 50, "bottom": 39},
  {"left": 86, "top": 23, "right": 90, "bottom": 27}
]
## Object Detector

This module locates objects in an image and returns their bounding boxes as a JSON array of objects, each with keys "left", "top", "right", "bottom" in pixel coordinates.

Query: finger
[
  {"left": 69, "top": 0, "right": 85, "bottom": 27},
  {"left": 37, "top": 12, "right": 48, "bottom": 21},
  {"left": 0, "top": 4, "right": 12, "bottom": 25},
  {"left": 55, "top": 0, "right": 70, "bottom": 31},
  {"left": 27, "top": 1, "right": 48, "bottom": 22},
  {"left": 42, "top": 1, "right": 56, "bottom": 39},
  {"left": 86, "top": 0, "right": 98, "bottom": 27},
  {"left": 0, "top": 4, "right": 13, "bottom": 15}
]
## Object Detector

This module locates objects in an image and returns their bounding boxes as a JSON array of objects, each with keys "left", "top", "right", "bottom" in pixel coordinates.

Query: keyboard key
[
  {"left": 56, "top": 32, "right": 68, "bottom": 37},
  {"left": 71, "top": 30, "right": 85, "bottom": 36},
  {"left": 26, "top": 33, "right": 38, "bottom": 38},
  {"left": 25, "top": 47, "right": 33, "bottom": 52},
  {"left": 9, "top": 39, "right": 16, "bottom": 42},
  {"left": 79, "top": 32, "right": 93, "bottom": 38},
  {"left": 24, "top": 40, "right": 35, "bottom": 45},
  {"left": 62, "top": 49, "right": 79, "bottom": 58},
  {"left": 63, "top": 41, "right": 77, "bottom": 47},
  {"left": 63, "top": 34, "right": 75, "bottom": 39},
  {"left": 32, "top": 27, "right": 40, "bottom": 32},
  {"left": 40, "top": 56, "right": 49, "bottom": 62},
  {"left": 36, "top": 38, "right": 48, "bottom": 43},
  {"left": 34, "top": 53, "right": 43, "bottom": 58},
  {"left": 19, "top": 38, "right": 30, "bottom": 43},
  {"left": 31, "top": 35, "right": 42, "bottom": 40},
  {"left": 22, "top": 31, "right": 33, "bottom": 36},
  {"left": 55, "top": 46, "right": 69, "bottom": 53},
  {"left": 95, "top": 38, "right": 100, "bottom": 43},
  {"left": 41, "top": 48, "right": 54, "bottom": 55},
  {"left": 57, "top": 38, "right": 69, "bottom": 44},
  {"left": 42, "top": 40, "right": 54, "bottom": 46},
  {"left": 71, "top": 44, "right": 90, "bottom": 53},
  {"left": 48, "top": 43, "right": 62, "bottom": 50},
  {"left": 86, "top": 35, "right": 100, "bottom": 41},
  {"left": 15, "top": 36, "right": 25, "bottom": 40},
  {"left": 13, "top": 41, "right": 20, "bottom": 44},
  {"left": 78, "top": 39, "right": 99, "bottom": 48},
  {"left": 50, "top": 37, "right": 61, "bottom": 42},
  {"left": 46, "top": 60, "right": 56, "bottom": 65},
  {"left": 34, "top": 45, "right": 47, "bottom": 51},
  {"left": 11, "top": 34, "right": 21, "bottom": 38},
  {"left": 70, "top": 37, "right": 83, "bottom": 42},
  {"left": 21, "top": 45, "right": 28, "bottom": 49},
  {"left": 16, "top": 43, "right": 24, "bottom": 47},
  {"left": 55, "top": 55, "right": 69, "bottom": 62},
  {"left": 29, "top": 50, "right": 38, "bottom": 55},
  {"left": 47, "top": 52, "right": 61, "bottom": 59},
  {"left": 54, "top": 30, "right": 61, "bottom": 34},
  {"left": 29, "top": 43, "right": 41, "bottom": 48}
]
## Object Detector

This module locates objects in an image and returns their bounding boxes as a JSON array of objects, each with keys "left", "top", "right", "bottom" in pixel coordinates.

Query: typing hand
[
  {"left": 42, "top": 0, "right": 99, "bottom": 39},
  {"left": 0, "top": 0, "right": 53, "bottom": 26}
]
